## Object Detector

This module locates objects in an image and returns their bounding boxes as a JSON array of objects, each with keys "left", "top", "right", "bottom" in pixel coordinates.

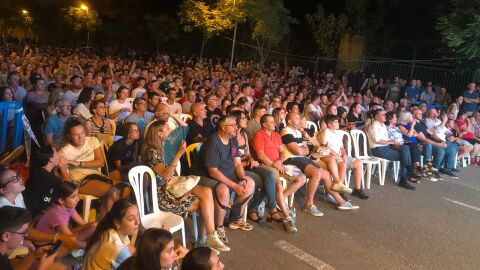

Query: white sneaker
[
  {"left": 332, "top": 182, "right": 353, "bottom": 194},
  {"left": 337, "top": 201, "right": 360, "bottom": 211},
  {"left": 205, "top": 231, "right": 230, "bottom": 252}
]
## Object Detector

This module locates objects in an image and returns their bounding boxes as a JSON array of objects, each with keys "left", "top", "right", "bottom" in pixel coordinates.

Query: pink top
[
  {"left": 456, "top": 119, "right": 475, "bottom": 139},
  {"left": 36, "top": 204, "right": 76, "bottom": 234}
]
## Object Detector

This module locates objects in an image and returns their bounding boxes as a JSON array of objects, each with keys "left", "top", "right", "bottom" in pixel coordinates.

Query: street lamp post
[
  {"left": 20, "top": 10, "right": 32, "bottom": 40},
  {"left": 229, "top": 0, "right": 237, "bottom": 70},
  {"left": 80, "top": 4, "right": 90, "bottom": 47}
]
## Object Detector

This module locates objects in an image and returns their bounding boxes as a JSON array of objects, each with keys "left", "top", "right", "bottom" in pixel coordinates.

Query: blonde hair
[
  {"left": 142, "top": 120, "right": 166, "bottom": 157},
  {"left": 397, "top": 112, "right": 412, "bottom": 124}
]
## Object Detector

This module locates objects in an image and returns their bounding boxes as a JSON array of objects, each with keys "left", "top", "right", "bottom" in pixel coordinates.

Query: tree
[
  {"left": 245, "top": 0, "right": 297, "bottom": 68},
  {"left": 306, "top": 4, "right": 348, "bottom": 58},
  {"left": 145, "top": 14, "right": 180, "bottom": 54},
  {"left": 178, "top": 0, "right": 246, "bottom": 58},
  {"left": 63, "top": 6, "right": 101, "bottom": 46},
  {"left": 436, "top": 0, "right": 480, "bottom": 62}
]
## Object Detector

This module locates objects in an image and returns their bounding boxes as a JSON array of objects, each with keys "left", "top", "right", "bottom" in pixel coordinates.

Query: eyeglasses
[
  {"left": 8, "top": 230, "right": 28, "bottom": 238},
  {"left": 0, "top": 175, "right": 22, "bottom": 189}
]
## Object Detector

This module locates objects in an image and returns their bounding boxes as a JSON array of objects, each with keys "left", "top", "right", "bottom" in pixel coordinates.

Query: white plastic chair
[
  {"left": 305, "top": 121, "right": 318, "bottom": 133},
  {"left": 178, "top": 113, "right": 192, "bottom": 122},
  {"left": 78, "top": 194, "right": 99, "bottom": 222},
  {"left": 128, "top": 165, "right": 187, "bottom": 247},
  {"left": 350, "top": 129, "right": 383, "bottom": 189},
  {"left": 335, "top": 130, "right": 363, "bottom": 188}
]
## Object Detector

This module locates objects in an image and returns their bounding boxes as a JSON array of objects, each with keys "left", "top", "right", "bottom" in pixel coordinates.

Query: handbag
[
  {"left": 166, "top": 175, "right": 200, "bottom": 199},
  {"left": 309, "top": 145, "right": 331, "bottom": 161}
]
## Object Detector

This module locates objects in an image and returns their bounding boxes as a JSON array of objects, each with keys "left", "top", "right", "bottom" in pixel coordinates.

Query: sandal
[
  {"left": 266, "top": 210, "right": 284, "bottom": 223},
  {"left": 248, "top": 211, "right": 263, "bottom": 223}
]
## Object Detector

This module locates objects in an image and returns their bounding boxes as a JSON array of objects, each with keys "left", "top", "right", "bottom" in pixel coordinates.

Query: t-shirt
[
  {"left": 108, "top": 98, "right": 133, "bottom": 122},
  {"left": 280, "top": 126, "right": 304, "bottom": 159},
  {"left": 386, "top": 84, "right": 401, "bottom": 102},
  {"left": 0, "top": 193, "right": 26, "bottom": 208},
  {"left": 73, "top": 103, "right": 93, "bottom": 121},
  {"left": 347, "top": 113, "right": 365, "bottom": 129},
  {"left": 463, "top": 90, "right": 479, "bottom": 112},
  {"left": 0, "top": 254, "right": 13, "bottom": 270},
  {"left": 186, "top": 119, "right": 214, "bottom": 145},
  {"left": 36, "top": 204, "right": 76, "bottom": 234},
  {"left": 124, "top": 112, "right": 154, "bottom": 134},
  {"left": 245, "top": 119, "right": 261, "bottom": 139},
  {"left": 131, "top": 87, "right": 146, "bottom": 98},
  {"left": 59, "top": 136, "right": 102, "bottom": 184},
  {"left": 82, "top": 229, "right": 132, "bottom": 270},
  {"left": 64, "top": 90, "right": 81, "bottom": 106},
  {"left": 12, "top": 86, "right": 27, "bottom": 103},
  {"left": 304, "top": 104, "right": 322, "bottom": 121},
  {"left": 405, "top": 86, "right": 419, "bottom": 100},
  {"left": 207, "top": 108, "right": 223, "bottom": 127},
  {"left": 252, "top": 129, "right": 282, "bottom": 162},
  {"left": 107, "top": 138, "right": 138, "bottom": 172},
  {"left": 164, "top": 101, "right": 182, "bottom": 115},
  {"left": 44, "top": 115, "right": 66, "bottom": 146},
  {"left": 324, "top": 128, "right": 344, "bottom": 155},
  {"left": 203, "top": 132, "right": 240, "bottom": 179},
  {"left": 24, "top": 167, "right": 61, "bottom": 217}
]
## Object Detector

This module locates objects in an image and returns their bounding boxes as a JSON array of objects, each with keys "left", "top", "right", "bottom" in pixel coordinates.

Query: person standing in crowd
[{"left": 463, "top": 83, "right": 479, "bottom": 116}]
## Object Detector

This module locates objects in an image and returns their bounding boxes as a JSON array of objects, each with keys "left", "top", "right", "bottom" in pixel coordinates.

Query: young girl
[{"left": 36, "top": 182, "right": 96, "bottom": 252}]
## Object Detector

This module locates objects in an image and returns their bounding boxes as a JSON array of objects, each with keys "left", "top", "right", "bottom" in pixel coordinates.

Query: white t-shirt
[
  {"left": 73, "top": 103, "right": 93, "bottom": 121},
  {"left": 108, "top": 98, "right": 133, "bottom": 122},
  {"left": 324, "top": 129, "right": 344, "bottom": 155},
  {"left": 59, "top": 137, "right": 102, "bottom": 184},
  {"left": 164, "top": 101, "right": 182, "bottom": 115},
  {"left": 0, "top": 193, "right": 26, "bottom": 208},
  {"left": 304, "top": 104, "right": 322, "bottom": 121},
  {"left": 64, "top": 90, "right": 81, "bottom": 106}
]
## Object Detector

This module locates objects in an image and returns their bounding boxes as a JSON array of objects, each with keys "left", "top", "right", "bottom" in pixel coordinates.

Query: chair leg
[
  {"left": 380, "top": 160, "right": 387, "bottom": 186},
  {"left": 181, "top": 221, "right": 186, "bottom": 247},
  {"left": 192, "top": 212, "right": 198, "bottom": 243},
  {"left": 366, "top": 163, "right": 372, "bottom": 189}
]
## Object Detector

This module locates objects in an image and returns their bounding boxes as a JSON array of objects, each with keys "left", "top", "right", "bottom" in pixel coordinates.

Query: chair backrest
[
  {"left": 336, "top": 130, "right": 352, "bottom": 158},
  {"left": 186, "top": 142, "right": 203, "bottom": 168},
  {"left": 128, "top": 165, "right": 159, "bottom": 218},
  {"left": 350, "top": 129, "right": 369, "bottom": 158},
  {"left": 99, "top": 138, "right": 113, "bottom": 175},
  {"left": 178, "top": 114, "right": 192, "bottom": 122},
  {"left": 109, "top": 119, "right": 117, "bottom": 136},
  {"left": 306, "top": 121, "right": 318, "bottom": 133}
]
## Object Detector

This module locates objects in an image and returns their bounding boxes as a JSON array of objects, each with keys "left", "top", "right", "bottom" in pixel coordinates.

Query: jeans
[
  {"left": 371, "top": 145, "right": 412, "bottom": 179},
  {"left": 248, "top": 166, "right": 277, "bottom": 213},
  {"left": 423, "top": 142, "right": 458, "bottom": 171}
]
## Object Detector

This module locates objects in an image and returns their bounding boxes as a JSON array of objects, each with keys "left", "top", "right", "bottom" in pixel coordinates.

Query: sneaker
[
  {"left": 440, "top": 169, "right": 459, "bottom": 179},
  {"left": 289, "top": 207, "right": 297, "bottom": 224},
  {"left": 451, "top": 168, "right": 461, "bottom": 173},
  {"left": 205, "top": 231, "right": 230, "bottom": 252},
  {"left": 227, "top": 219, "right": 253, "bottom": 231},
  {"left": 351, "top": 189, "right": 369, "bottom": 200},
  {"left": 216, "top": 226, "right": 228, "bottom": 244},
  {"left": 282, "top": 217, "right": 298, "bottom": 234},
  {"left": 433, "top": 171, "right": 443, "bottom": 180},
  {"left": 422, "top": 172, "right": 438, "bottom": 182},
  {"left": 332, "top": 182, "right": 353, "bottom": 194},
  {"left": 302, "top": 204, "right": 324, "bottom": 217},
  {"left": 337, "top": 201, "right": 360, "bottom": 211}
]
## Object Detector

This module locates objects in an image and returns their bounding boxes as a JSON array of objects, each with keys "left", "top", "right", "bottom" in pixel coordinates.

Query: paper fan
[{"left": 164, "top": 126, "right": 189, "bottom": 165}]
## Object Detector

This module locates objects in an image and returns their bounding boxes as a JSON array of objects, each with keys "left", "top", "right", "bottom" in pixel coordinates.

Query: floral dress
[{"left": 145, "top": 148, "right": 195, "bottom": 215}]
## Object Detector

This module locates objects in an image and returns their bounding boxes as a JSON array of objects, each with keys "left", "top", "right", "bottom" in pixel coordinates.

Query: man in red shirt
[{"left": 253, "top": 114, "right": 306, "bottom": 233}]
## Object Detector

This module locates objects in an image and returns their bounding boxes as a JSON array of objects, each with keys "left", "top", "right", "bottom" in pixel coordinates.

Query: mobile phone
[{"left": 46, "top": 240, "right": 63, "bottom": 257}]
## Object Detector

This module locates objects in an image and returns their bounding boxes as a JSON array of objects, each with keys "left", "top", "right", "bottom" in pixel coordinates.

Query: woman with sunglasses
[{"left": 85, "top": 100, "right": 114, "bottom": 137}]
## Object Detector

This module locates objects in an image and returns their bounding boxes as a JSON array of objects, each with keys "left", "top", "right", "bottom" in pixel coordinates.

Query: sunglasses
[{"left": 0, "top": 175, "right": 22, "bottom": 189}]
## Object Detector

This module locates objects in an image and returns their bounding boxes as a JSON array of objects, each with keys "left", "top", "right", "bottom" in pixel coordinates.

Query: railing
[{"left": 0, "top": 101, "right": 24, "bottom": 152}]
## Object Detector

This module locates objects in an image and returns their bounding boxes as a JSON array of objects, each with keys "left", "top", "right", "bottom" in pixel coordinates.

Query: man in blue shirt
[
  {"left": 44, "top": 99, "right": 71, "bottom": 149},
  {"left": 463, "top": 83, "right": 479, "bottom": 115},
  {"left": 405, "top": 79, "right": 419, "bottom": 103}
]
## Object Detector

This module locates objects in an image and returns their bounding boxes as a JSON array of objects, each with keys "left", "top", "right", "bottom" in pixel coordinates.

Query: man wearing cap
[{"left": 64, "top": 75, "right": 83, "bottom": 106}]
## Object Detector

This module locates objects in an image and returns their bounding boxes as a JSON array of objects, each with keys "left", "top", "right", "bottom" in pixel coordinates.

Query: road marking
[
  {"left": 273, "top": 240, "right": 335, "bottom": 270},
  {"left": 444, "top": 197, "right": 480, "bottom": 212}
]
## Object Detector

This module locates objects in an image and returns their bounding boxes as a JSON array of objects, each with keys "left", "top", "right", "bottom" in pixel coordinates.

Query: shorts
[
  {"left": 333, "top": 156, "right": 354, "bottom": 172},
  {"left": 284, "top": 156, "right": 320, "bottom": 172}
]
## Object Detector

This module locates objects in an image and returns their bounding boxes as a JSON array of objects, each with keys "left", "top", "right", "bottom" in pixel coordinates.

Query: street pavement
[{"left": 214, "top": 165, "right": 480, "bottom": 270}]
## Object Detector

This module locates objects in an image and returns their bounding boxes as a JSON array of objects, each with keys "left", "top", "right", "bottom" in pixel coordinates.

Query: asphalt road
[{"left": 213, "top": 165, "right": 480, "bottom": 270}]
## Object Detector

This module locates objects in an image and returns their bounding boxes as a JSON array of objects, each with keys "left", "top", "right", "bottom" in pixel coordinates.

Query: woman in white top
[
  {"left": 73, "top": 87, "right": 94, "bottom": 121},
  {"left": 59, "top": 118, "right": 121, "bottom": 219},
  {"left": 367, "top": 109, "right": 416, "bottom": 190},
  {"left": 83, "top": 199, "right": 139, "bottom": 270}
]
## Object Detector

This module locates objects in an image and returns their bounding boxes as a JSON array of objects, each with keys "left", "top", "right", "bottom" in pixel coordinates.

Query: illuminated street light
[
  {"left": 80, "top": 4, "right": 89, "bottom": 11},
  {"left": 21, "top": 10, "right": 29, "bottom": 15}
]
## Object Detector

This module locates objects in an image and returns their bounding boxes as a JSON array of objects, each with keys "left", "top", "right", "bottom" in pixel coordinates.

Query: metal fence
[{"left": 360, "top": 57, "right": 475, "bottom": 97}]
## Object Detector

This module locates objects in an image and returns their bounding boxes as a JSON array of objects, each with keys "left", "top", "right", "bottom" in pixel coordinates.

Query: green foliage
[
  {"left": 178, "top": 0, "right": 246, "bottom": 39},
  {"left": 436, "top": 0, "right": 480, "bottom": 61},
  {"left": 63, "top": 7, "right": 101, "bottom": 32},
  {"left": 145, "top": 14, "right": 179, "bottom": 43},
  {"left": 305, "top": 4, "right": 348, "bottom": 58}
]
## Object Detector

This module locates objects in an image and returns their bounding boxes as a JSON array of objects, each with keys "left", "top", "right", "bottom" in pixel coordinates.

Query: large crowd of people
[{"left": 0, "top": 42, "right": 479, "bottom": 269}]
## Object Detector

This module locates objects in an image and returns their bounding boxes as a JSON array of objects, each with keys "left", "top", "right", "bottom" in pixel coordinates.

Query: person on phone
[{"left": 0, "top": 206, "right": 65, "bottom": 270}]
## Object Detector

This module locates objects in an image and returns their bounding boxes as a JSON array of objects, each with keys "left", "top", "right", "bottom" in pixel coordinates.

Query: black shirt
[
  {"left": 347, "top": 113, "right": 365, "bottom": 129},
  {"left": 206, "top": 108, "right": 223, "bottom": 127},
  {"left": 202, "top": 132, "right": 240, "bottom": 180},
  {"left": 0, "top": 254, "right": 13, "bottom": 270},
  {"left": 107, "top": 138, "right": 138, "bottom": 171},
  {"left": 24, "top": 167, "right": 61, "bottom": 218},
  {"left": 186, "top": 119, "right": 215, "bottom": 145}
]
